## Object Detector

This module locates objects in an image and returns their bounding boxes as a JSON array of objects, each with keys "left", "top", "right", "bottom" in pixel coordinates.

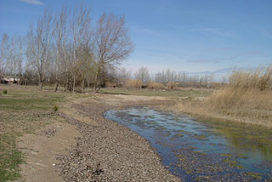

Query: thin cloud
[
  {"left": 20, "top": 0, "right": 43, "bottom": 6},
  {"left": 191, "top": 27, "right": 236, "bottom": 38},
  {"left": 187, "top": 56, "right": 237, "bottom": 63},
  {"left": 133, "top": 26, "right": 161, "bottom": 37}
]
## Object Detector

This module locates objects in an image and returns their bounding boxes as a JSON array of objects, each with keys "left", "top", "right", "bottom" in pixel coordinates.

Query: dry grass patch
[
  {"left": 175, "top": 66, "right": 272, "bottom": 128},
  {"left": 229, "top": 65, "right": 272, "bottom": 91},
  {"left": 167, "top": 82, "right": 177, "bottom": 89},
  {"left": 147, "top": 82, "right": 165, "bottom": 89},
  {"left": 124, "top": 79, "right": 143, "bottom": 88},
  {"left": 207, "top": 88, "right": 272, "bottom": 126}
]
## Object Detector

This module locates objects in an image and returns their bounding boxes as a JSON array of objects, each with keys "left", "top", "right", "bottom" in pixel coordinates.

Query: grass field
[{"left": 0, "top": 85, "right": 67, "bottom": 182}]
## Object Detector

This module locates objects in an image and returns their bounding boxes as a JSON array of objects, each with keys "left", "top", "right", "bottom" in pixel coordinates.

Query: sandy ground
[
  {"left": 16, "top": 120, "right": 80, "bottom": 182},
  {"left": 16, "top": 94, "right": 179, "bottom": 182}
]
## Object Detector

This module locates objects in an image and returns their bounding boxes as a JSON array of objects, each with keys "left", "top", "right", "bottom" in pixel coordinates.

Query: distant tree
[
  {"left": 0, "top": 33, "right": 9, "bottom": 79},
  {"left": 115, "top": 67, "right": 131, "bottom": 86},
  {"left": 0, "top": 34, "right": 24, "bottom": 82},
  {"left": 135, "top": 67, "right": 150, "bottom": 84}
]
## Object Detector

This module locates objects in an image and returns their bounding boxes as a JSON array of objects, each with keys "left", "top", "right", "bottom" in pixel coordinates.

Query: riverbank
[
  {"left": 0, "top": 85, "right": 180, "bottom": 181},
  {"left": 56, "top": 95, "right": 180, "bottom": 181},
  {"left": 158, "top": 94, "right": 272, "bottom": 129}
]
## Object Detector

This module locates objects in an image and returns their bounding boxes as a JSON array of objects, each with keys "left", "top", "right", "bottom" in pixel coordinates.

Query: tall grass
[
  {"left": 167, "top": 82, "right": 177, "bottom": 89},
  {"left": 125, "top": 79, "right": 143, "bottom": 88},
  {"left": 229, "top": 65, "right": 272, "bottom": 91},
  {"left": 207, "top": 65, "right": 272, "bottom": 127},
  {"left": 147, "top": 82, "right": 165, "bottom": 89}
]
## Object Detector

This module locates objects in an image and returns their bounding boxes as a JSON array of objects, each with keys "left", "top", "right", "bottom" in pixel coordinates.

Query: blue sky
[{"left": 0, "top": 0, "right": 272, "bottom": 73}]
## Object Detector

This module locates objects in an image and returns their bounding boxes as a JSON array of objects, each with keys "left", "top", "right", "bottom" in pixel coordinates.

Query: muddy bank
[{"left": 56, "top": 95, "right": 179, "bottom": 181}]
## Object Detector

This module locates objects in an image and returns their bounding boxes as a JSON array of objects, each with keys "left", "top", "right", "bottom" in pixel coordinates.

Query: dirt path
[
  {"left": 16, "top": 94, "right": 179, "bottom": 182},
  {"left": 16, "top": 119, "right": 80, "bottom": 182}
]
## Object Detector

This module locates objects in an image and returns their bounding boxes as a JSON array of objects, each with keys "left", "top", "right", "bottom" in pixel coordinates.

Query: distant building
[{"left": 0, "top": 77, "right": 20, "bottom": 84}]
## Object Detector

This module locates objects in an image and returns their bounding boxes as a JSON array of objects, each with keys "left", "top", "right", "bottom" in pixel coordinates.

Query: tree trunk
[
  {"left": 72, "top": 75, "right": 76, "bottom": 94},
  {"left": 55, "top": 82, "right": 59, "bottom": 92},
  {"left": 81, "top": 79, "right": 85, "bottom": 93},
  {"left": 65, "top": 72, "right": 69, "bottom": 92},
  {"left": 55, "top": 71, "right": 58, "bottom": 92},
  {"left": 39, "top": 82, "right": 43, "bottom": 90},
  {"left": 38, "top": 73, "right": 43, "bottom": 90},
  {"left": 93, "top": 71, "right": 98, "bottom": 93}
]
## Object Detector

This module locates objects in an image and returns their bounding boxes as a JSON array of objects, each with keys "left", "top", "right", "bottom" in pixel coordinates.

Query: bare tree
[
  {"left": 9, "top": 36, "right": 24, "bottom": 81},
  {"left": 0, "top": 33, "right": 9, "bottom": 79},
  {"left": 0, "top": 34, "right": 24, "bottom": 82},
  {"left": 3, "top": 5, "right": 133, "bottom": 91},
  {"left": 26, "top": 10, "right": 53, "bottom": 89},
  {"left": 93, "top": 13, "right": 133, "bottom": 91},
  {"left": 135, "top": 67, "right": 150, "bottom": 84},
  {"left": 52, "top": 7, "right": 69, "bottom": 91},
  {"left": 112, "top": 67, "right": 132, "bottom": 86},
  {"left": 69, "top": 5, "right": 92, "bottom": 93}
]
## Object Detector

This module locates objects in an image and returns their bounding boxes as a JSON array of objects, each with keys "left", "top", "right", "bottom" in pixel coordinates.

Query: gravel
[{"left": 56, "top": 98, "right": 180, "bottom": 182}]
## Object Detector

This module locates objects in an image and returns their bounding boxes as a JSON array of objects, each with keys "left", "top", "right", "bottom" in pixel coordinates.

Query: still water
[{"left": 104, "top": 107, "right": 272, "bottom": 181}]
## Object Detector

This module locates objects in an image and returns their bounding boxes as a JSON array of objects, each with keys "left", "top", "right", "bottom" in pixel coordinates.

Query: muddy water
[{"left": 104, "top": 107, "right": 272, "bottom": 181}]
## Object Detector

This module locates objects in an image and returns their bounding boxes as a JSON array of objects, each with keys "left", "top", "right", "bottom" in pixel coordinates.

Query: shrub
[
  {"left": 53, "top": 105, "right": 58, "bottom": 112},
  {"left": 147, "top": 82, "right": 165, "bottom": 89},
  {"left": 3, "top": 90, "right": 7, "bottom": 95},
  {"left": 125, "top": 80, "right": 143, "bottom": 88},
  {"left": 167, "top": 82, "right": 177, "bottom": 90},
  {"left": 105, "top": 81, "right": 117, "bottom": 88}
]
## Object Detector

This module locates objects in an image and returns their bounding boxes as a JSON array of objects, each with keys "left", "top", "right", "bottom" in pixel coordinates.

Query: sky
[{"left": 0, "top": 0, "right": 272, "bottom": 74}]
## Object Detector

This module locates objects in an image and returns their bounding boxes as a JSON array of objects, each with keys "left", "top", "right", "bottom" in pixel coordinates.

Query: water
[{"left": 104, "top": 107, "right": 272, "bottom": 181}]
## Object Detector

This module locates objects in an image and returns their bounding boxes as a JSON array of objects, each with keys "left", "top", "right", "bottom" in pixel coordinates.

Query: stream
[{"left": 104, "top": 107, "right": 272, "bottom": 181}]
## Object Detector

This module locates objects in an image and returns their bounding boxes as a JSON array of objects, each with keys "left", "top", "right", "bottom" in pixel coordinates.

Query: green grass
[
  {"left": 0, "top": 85, "right": 68, "bottom": 182},
  {"left": 100, "top": 87, "right": 212, "bottom": 97},
  {"left": 0, "top": 134, "right": 23, "bottom": 182}
]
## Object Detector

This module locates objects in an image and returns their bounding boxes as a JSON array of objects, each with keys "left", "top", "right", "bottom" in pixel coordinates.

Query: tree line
[
  {"left": 112, "top": 66, "right": 221, "bottom": 89},
  {"left": 0, "top": 5, "right": 133, "bottom": 92}
]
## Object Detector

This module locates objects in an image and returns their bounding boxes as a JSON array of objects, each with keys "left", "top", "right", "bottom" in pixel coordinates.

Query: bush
[
  {"left": 125, "top": 80, "right": 143, "bottom": 88},
  {"left": 53, "top": 105, "right": 58, "bottom": 112},
  {"left": 105, "top": 81, "right": 117, "bottom": 88},
  {"left": 3, "top": 90, "right": 7, "bottom": 95},
  {"left": 147, "top": 82, "right": 165, "bottom": 89},
  {"left": 167, "top": 82, "right": 177, "bottom": 90}
]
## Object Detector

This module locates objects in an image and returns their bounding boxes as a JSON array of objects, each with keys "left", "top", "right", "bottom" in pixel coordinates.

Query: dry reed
[
  {"left": 176, "top": 65, "right": 272, "bottom": 128},
  {"left": 147, "top": 82, "right": 165, "bottom": 89},
  {"left": 125, "top": 79, "right": 143, "bottom": 88}
]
